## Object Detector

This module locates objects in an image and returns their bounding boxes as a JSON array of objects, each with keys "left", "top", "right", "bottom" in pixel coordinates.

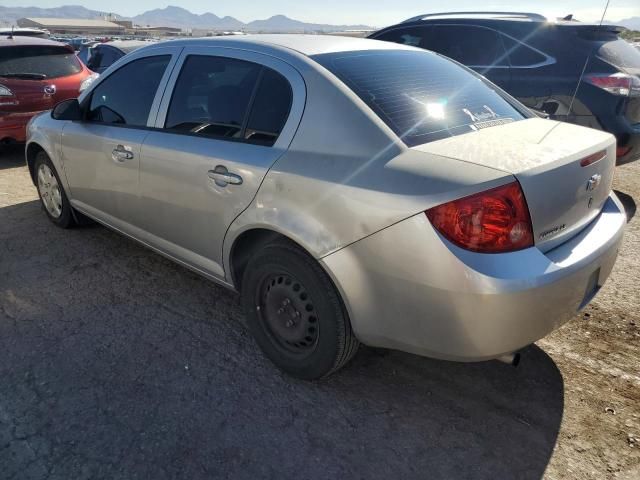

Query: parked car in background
[
  {"left": 85, "top": 40, "right": 154, "bottom": 74},
  {"left": 0, "top": 27, "right": 50, "bottom": 38},
  {"left": 0, "top": 35, "right": 93, "bottom": 145},
  {"left": 77, "top": 41, "right": 100, "bottom": 66},
  {"left": 26, "top": 35, "right": 625, "bottom": 379},
  {"left": 370, "top": 12, "right": 640, "bottom": 165}
]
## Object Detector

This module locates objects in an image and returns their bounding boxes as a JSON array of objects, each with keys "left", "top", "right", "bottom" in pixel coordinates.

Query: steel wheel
[
  {"left": 37, "top": 163, "right": 63, "bottom": 219},
  {"left": 257, "top": 272, "right": 320, "bottom": 356}
]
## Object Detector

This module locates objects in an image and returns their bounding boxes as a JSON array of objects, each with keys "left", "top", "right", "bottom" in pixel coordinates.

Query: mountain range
[
  {"left": 0, "top": 5, "right": 373, "bottom": 32},
  {"left": 617, "top": 17, "right": 640, "bottom": 31}
]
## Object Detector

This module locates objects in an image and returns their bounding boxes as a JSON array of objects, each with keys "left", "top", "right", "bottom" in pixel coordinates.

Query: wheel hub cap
[{"left": 37, "top": 164, "right": 62, "bottom": 219}]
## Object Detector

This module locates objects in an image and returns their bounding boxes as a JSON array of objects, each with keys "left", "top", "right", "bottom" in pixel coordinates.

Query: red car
[{"left": 0, "top": 35, "right": 93, "bottom": 145}]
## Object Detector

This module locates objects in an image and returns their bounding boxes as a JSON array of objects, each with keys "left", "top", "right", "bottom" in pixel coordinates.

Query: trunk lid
[{"left": 414, "top": 118, "right": 616, "bottom": 251}]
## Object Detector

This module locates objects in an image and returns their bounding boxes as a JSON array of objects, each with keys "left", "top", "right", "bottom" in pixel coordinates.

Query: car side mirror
[{"left": 51, "top": 98, "right": 82, "bottom": 121}]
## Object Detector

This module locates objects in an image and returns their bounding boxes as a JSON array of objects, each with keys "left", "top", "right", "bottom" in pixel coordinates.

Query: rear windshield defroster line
[{"left": 313, "top": 50, "right": 528, "bottom": 147}]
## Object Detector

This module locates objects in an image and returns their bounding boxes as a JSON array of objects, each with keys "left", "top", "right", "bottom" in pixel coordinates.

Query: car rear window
[
  {"left": 597, "top": 38, "right": 640, "bottom": 70},
  {"left": 313, "top": 50, "right": 528, "bottom": 147},
  {"left": 0, "top": 45, "right": 82, "bottom": 79}
]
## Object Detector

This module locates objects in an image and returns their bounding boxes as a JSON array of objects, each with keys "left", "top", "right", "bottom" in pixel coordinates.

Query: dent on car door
[
  {"left": 137, "top": 48, "right": 305, "bottom": 279},
  {"left": 61, "top": 51, "right": 177, "bottom": 229}
]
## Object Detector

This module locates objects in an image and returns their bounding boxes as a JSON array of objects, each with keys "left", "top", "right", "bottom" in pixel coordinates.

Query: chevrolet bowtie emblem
[{"left": 587, "top": 174, "right": 602, "bottom": 192}]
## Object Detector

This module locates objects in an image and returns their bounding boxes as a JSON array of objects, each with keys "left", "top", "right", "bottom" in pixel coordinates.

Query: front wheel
[
  {"left": 34, "top": 151, "right": 75, "bottom": 228},
  {"left": 241, "top": 241, "right": 359, "bottom": 379}
]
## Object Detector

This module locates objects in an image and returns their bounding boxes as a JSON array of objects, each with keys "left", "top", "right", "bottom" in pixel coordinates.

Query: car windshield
[
  {"left": 0, "top": 45, "right": 82, "bottom": 79},
  {"left": 313, "top": 49, "right": 529, "bottom": 147}
]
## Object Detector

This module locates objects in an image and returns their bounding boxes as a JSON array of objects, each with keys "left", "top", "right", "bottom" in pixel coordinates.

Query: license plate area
[{"left": 578, "top": 268, "right": 601, "bottom": 310}]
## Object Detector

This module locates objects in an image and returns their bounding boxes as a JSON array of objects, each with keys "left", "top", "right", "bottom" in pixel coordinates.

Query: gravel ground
[{"left": 0, "top": 145, "right": 638, "bottom": 479}]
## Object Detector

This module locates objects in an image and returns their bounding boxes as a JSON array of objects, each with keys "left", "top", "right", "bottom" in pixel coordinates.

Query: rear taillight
[
  {"left": 616, "top": 145, "right": 632, "bottom": 158},
  {"left": 585, "top": 73, "right": 640, "bottom": 97},
  {"left": 0, "top": 84, "right": 14, "bottom": 97},
  {"left": 426, "top": 182, "right": 534, "bottom": 253},
  {"left": 580, "top": 149, "right": 607, "bottom": 167}
]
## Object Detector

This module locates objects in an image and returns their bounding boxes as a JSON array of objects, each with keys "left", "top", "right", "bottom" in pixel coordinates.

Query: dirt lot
[{"left": 0, "top": 145, "right": 638, "bottom": 479}]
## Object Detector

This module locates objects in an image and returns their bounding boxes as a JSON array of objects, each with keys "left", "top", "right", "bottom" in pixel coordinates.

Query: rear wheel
[
  {"left": 241, "top": 241, "right": 359, "bottom": 379},
  {"left": 34, "top": 151, "right": 75, "bottom": 228}
]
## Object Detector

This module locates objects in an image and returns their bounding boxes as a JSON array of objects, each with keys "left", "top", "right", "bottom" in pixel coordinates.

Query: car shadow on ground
[
  {"left": 614, "top": 189, "right": 636, "bottom": 223},
  {"left": 0, "top": 145, "right": 25, "bottom": 170},
  {"left": 0, "top": 200, "right": 564, "bottom": 479}
]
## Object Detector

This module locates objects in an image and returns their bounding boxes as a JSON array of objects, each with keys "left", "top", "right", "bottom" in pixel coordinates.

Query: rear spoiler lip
[{"left": 567, "top": 23, "right": 626, "bottom": 34}]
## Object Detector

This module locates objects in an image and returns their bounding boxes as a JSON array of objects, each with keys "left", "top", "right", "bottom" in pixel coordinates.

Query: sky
[{"left": 0, "top": 0, "right": 639, "bottom": 26}]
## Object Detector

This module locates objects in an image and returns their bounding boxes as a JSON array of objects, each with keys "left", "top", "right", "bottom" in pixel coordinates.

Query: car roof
[
  {"left": 101, "top": 40, "right": 155, "bottom": 53},
  {"left": 0, "top": 35, "right": 71, "bottom": 48},
  {"left": 159, "top": 34, "right": 414, "bottom": 57},
  {"left": 389, "top": 13, "right": 624, "bottom": 30}
]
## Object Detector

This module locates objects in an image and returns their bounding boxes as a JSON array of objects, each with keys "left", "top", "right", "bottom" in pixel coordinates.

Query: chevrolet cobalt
[{"left": 26, "top": 35, "right": 626, "bottom": 379}]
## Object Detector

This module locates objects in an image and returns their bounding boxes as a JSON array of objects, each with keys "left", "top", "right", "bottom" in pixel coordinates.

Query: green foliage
[{"left": 620, "top": 29, "right": 640, "bottom": 40}]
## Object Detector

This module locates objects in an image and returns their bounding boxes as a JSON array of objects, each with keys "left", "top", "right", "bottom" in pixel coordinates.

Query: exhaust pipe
[{"left": 497, "top": 352, "right": 521, "bottom": 367}]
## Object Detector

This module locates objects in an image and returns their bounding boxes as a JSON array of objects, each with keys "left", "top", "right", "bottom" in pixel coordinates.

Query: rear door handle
[
  {"left": 112, "top": 145, "right": 134, "bottom": 162},
  {"left": 208, "top": 166, "right": 243, "bottom": 187}
]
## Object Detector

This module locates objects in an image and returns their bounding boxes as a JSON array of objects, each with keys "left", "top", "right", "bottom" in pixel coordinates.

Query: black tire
[
  {"left": 34, "top": 151, "right": 76, "bottom": 228},
  {"left": 241, "top": 240, "right": 359, "bottom": 379}
]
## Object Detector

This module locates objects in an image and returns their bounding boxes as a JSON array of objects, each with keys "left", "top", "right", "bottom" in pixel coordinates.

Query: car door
[
  {"left": 137, "top": 47, "right": 305, "bottom": 279},
  {"left": 61, "top": 47, "right": 180, "bottom": 230}
]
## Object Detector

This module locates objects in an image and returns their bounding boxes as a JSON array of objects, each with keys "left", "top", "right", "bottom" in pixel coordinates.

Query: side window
[
  {"left": 98, "top": 48, "right": 120, "bottom": 69},
  {"left": 501, "top": 36, "right": 548, "bottom": 66},
  {"left": 426, "top": 25, "right": 508, "bottom": 67},
  {"left": 165, "top": 55, "right": 292, "bottom": 146},
  {"left": 245, "top": 68, "right": 292, "bottom": 146},
  {"left": 86, "top": 47, "right": 102, "bottom": 71},
  {"left": 87, "top": 55, "right": 170, "bottom": 127},
  {"left": 165, "top": 55, "right": 261, "bottom": 139},
  {"left": 374, "top": 27, "right": 429, "bottom": 48}
]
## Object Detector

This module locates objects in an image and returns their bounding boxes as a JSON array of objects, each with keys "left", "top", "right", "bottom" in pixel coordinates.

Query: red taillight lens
[
  {"left": 616, "top": 145, "right": 632, "bottom": 158},
  {"left": 426, "top": 182, "right": 534, "bottom": 253},
  {"left": 580, "top": 149, "right": 607, "bottom": 167},
  {"left": 585, "top": 73, "right": 640, "bottom": 97}
]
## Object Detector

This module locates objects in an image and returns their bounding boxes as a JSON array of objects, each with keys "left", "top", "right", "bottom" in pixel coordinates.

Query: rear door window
[
  {"left": 500, "top": 36, "right": 549, "bottom": 66},
  {"left": 87, "top": 46, "right": 120, "bottom": 71},
  {"left": 165, "top": 55, "right": 292, "bottom": 146},
  {"left": 87, "top": 55, "right": 170, "bottom": 127},
  {"left": 425, "top": 25, "right": 508, "bottom": 67},
  {"left": 314, "top": 50, "right": 528, "bottom": 147},
  {"left": 0, "top": 45, "right": 82, "bottom": 79},
  {"left": 245, "top": 68, "right": 292, "bottom": 146},
  {"left": 373, "top": 27, "right": 430, "bottom": 48}
]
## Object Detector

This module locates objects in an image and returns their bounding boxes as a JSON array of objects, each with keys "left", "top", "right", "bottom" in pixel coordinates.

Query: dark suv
[{"left": 370, "top": 12, "right": 640, "bottom": 165}]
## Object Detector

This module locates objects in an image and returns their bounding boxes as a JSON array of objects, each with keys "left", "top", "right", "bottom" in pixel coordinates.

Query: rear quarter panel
[{"left": 223, "top": 60, "right": 512, "bottom": 280}]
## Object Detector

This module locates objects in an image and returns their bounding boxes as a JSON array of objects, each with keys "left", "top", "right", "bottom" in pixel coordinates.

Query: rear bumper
[
  {"left": 0, "top": 110, "right": 45, "bottom": 143},
  {"left": 322, "top": 193, "right": 626, "bottom": 362}
]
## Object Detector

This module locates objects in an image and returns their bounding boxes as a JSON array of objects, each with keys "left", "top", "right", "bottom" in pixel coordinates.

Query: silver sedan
[{"left": 26, "top": 35, "right": 626, "bottom": 379}]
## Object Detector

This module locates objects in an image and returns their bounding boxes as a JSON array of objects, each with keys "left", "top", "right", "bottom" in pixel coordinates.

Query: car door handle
[
  {"left": 111, "top": 145, "right": 134, "bottom": 162},
  {"left": 208, "top": 166, "right": 243, "bottom": 186}
]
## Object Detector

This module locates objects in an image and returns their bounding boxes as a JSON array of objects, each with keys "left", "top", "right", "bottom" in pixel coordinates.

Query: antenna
[{"left": 567, "top": 0, "right": 611, "bottom": 118}]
